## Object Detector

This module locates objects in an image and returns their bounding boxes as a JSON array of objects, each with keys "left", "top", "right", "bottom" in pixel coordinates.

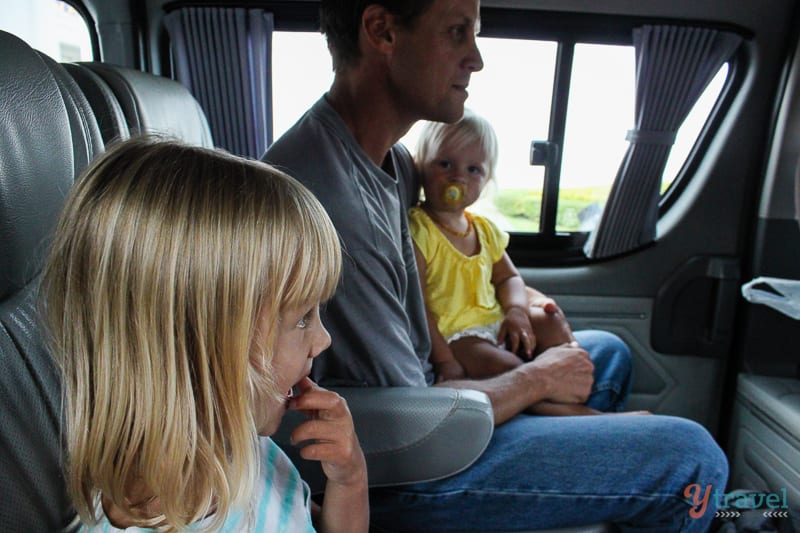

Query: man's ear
[{"left": 362, "top": 4, "right": 397, "bottom": 54}]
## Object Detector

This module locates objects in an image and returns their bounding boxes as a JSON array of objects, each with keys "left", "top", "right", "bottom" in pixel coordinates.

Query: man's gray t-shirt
[{"left": 264, "top": 96, "right": 433, "bottom": 387}]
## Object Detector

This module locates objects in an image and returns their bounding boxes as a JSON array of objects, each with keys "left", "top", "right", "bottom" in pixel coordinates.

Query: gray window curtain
[
  {"left": 164, "top": 7, "right": 273, "bottom": 159},
  {"left": 584, "top": 25, "right": 741, "bottom": 259}
]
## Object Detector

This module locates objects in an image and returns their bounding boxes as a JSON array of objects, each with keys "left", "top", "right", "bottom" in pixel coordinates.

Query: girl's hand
[
  {"left": 289, "top": 377, "right": 367, "bottom": 488},
  {"left": 498, "top": 306, "right": 535, "bottom": 359},
  {"left": 434, "top": 359, "right": 467, "bottom": 382}
]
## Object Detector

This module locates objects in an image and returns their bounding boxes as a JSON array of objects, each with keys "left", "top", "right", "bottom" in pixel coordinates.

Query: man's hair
[
  {"left": 41, "top": 136, "right": 341, "bottom": 531},
  {"left": 320, "top": 0, "right": 435, "bottom": 71},
  {"left": 415, "top": 108, "right": 500, "bottom": 182}
]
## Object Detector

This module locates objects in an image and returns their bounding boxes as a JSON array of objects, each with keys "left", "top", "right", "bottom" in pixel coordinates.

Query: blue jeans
[
  {"left": 576, "top": 330, "right": 633, "bottom": 412},
  {"left": 369, "top": 330, "right": 729, "bottom": 532}
]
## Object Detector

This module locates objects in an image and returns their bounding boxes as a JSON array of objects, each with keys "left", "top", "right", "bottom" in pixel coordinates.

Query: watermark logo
[{"left": 684, "top": 484, "right": 790, "bottom": 519}]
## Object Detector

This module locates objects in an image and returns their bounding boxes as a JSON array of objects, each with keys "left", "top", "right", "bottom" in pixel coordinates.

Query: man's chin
[{"left": 428, "top": 103, "right": 466, "bottom": 124}]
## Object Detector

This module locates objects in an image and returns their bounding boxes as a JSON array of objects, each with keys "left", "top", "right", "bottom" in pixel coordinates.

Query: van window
[
  {"left": 0, "top": 0, "right": 93, "bottom": 61},
  {"left": 559, "top": 44, "right": 634, "bottom": 233},
  {"left": 272, "top": 31, "right": 333, "bottom": 139},
  {"left": 271, "top": 30, "right": 729, "bottom": 236},
  {"left": 663, "top": 64, "right": 728, "bottom": 194}
]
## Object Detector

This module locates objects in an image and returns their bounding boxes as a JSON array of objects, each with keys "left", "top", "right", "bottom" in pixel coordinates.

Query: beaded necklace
[{"left": 424, "top": 208, "right": 473, "bottom": 238}]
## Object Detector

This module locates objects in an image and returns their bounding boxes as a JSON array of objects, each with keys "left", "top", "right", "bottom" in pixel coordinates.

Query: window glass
[
  {"left": 662, "top": 64, "right": 728, "bottom": 193},
  {"left": 559, "top": 45, "right": 727, "bottom": 232},
  {"left": 270, "top": 31, "right": 728, "bottom": 236},
  {"left": 560, "top": 43, "right": 634, "bottom": 232},
  {"left": 273, "top": 33, "right": 555, "bottom": 235},
  {"left": 0, "top": 0, "right": 92, "bottom": 61},
  {"left": 272, "top": 31, "right": 334, "bottom": 139},
  {"left": 403, "top": 37, "right": 557, "bottom": 233}
]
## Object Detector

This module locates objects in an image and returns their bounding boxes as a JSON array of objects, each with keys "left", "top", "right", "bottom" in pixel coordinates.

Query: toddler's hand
[
  {"left": 289, "top": 377, "right": 367, "bottom": 488},
  {"left": 498, "top": 306, "right": 535, "bottom": 358}
]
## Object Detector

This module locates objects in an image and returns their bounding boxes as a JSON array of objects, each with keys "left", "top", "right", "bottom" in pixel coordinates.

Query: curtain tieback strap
[{"left": 626, "top": 129, "right": 676, "bottom": 146}]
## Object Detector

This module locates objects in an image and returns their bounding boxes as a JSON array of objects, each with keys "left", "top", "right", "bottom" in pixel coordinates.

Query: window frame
[
  {"left": 477, "top": 8, "right": 746, "bottom": 265},
  {"left": 62, "top": 0, "right": 100, "bottom": 60}
]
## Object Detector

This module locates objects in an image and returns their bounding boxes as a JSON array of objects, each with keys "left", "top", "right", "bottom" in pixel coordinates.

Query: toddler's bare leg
[
  {"left": 450, "top": 337, "right": 647, "bottom": 417},
  {"left": 449, "top": 336, "right": 523, "bottom": 379}
]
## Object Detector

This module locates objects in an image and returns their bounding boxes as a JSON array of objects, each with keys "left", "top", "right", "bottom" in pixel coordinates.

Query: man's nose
[{"left": 466, "top": 35, "right": 484, "bottom": 72}]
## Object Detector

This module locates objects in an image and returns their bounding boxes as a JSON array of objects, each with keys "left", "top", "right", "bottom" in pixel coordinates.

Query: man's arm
[{"left": 435, "top": 342, "right": 594, "bottom": 425}]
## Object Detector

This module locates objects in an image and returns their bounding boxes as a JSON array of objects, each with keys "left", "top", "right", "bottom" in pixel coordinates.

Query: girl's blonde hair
[
  {"left": 40, "top": 136, "right": 341, "bottom": 531},
  {"left": 415, "top": 108, "right": 500, "bottom": 182}
]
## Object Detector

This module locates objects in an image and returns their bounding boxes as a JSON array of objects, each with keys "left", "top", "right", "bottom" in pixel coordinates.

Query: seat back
[
  {"left": 0, "top": 30, "right": 104, "bottom": 531},
  {"left": 62, "top": 62, "right": 130, "bottom": 144},
  {"left": 66, "top": 62, "right": 214, "bottom": 147},
  {"left": 1, "top": 31, "right": 221, "bottom": 530}
]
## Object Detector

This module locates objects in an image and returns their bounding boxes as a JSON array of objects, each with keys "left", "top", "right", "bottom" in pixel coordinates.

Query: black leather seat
[
  {"left": 61, "top": 62, "right": 131, "bottom": 145},
  {"left": 0, "top": 30, "right": 103, "bottom": 532},
  {"left": 65, "top": 62, "right": 214, "bottom": 147}
]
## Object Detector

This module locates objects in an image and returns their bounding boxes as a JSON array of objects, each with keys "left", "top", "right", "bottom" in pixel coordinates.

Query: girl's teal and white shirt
[{"left": 80, "top": 438, "right": 316, "bottom": 532}]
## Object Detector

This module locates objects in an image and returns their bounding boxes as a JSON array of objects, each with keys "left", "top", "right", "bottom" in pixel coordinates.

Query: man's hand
[
  {"left": 528, "top": 342, "right": 594, "bottom": 404},
  {"left": 526, "top": 288, "right": 575, "bottom": 354}
]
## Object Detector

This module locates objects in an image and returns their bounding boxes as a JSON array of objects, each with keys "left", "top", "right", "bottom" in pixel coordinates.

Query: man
[{"left": 264, "top": 1, "right": 728, "bottom": 530}]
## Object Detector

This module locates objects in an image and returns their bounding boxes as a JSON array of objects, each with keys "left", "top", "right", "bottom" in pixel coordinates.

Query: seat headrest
[
  {"left": 0, "top": 31, "right": 102, "bottom": 301},
  {"left": 76, "top": 62, "right": 214, "bottom": 147},
  {"left": 63, "top": 62, "right": 130, "bottom": 145}
]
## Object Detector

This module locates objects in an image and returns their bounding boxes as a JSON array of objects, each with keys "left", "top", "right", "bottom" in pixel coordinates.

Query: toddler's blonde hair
[{"left": 415, "top": 108, "right": 500, "bottom": 182}]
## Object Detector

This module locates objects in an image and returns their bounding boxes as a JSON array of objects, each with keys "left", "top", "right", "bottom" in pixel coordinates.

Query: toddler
[{"left": 411, "top": 110, "right": 607, "bottom": 416}]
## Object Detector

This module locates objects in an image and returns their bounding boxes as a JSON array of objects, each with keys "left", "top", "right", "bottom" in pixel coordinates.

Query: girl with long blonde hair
[{"left": 41, "top": 137, "right": 367, "bottom": 532}]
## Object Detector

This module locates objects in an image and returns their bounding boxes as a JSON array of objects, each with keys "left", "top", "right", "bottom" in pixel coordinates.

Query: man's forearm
[{"left": 436, "top": 364, "right": 547, "bottom": 425}]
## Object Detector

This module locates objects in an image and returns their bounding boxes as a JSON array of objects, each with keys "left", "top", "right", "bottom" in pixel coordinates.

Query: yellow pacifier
[{"left": 443, "top": 184, "right": 466, "bottom": 206}]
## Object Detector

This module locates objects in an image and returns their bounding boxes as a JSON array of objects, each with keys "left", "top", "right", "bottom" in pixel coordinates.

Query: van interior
[{"left": 1, "top": 0, "right": 799, "bottom": 531}]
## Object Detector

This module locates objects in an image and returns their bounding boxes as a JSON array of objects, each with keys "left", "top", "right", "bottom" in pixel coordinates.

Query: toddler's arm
[
  {"left": 493, "top": 254, "right": 577, "bottom": 355},
  {"left": 492, "top": 252, "right": 536, "bottom": 357},
  {"left": 289, "top": 377, "right": 368, "bottom": 533}
]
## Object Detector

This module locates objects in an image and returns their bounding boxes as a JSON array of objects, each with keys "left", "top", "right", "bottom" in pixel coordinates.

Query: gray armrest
[{"left": 273, "top": 387, "right": 494, "bottom": 493}]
